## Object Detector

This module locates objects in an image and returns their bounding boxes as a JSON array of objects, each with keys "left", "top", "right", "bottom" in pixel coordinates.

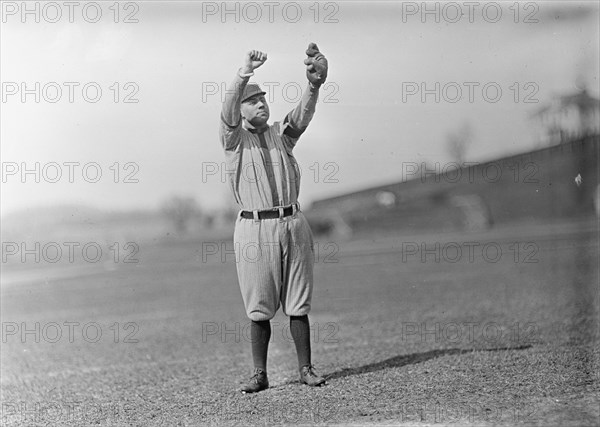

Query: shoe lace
[
  {"left": 302, "top": 364, "right": 318, "bottom": 377},
  {"left": 250, "top": 369, "right": 265, "bottom": 383}
]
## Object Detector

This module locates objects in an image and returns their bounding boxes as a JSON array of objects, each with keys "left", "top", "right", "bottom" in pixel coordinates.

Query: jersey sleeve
[
  {"left": 278, "top": 114, "right": 304, "bottom": 153},
  {"left": 279, "top": 83, "right": 319, "bottom": 152},
  {"left": 219, "top": 113, "right": 242, "bottom": 151},
  {"left": 219, "top": 73, "right": 250, "bottom": 151}
]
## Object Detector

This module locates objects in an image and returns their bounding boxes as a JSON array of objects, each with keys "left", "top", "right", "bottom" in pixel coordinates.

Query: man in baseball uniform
[{"left": 220, "top": 43, "right": 328, "bottom": 393}]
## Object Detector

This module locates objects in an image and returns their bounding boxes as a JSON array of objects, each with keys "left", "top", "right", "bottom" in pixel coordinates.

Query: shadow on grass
[{"left": 324, "top": 345, "right": 533, "bottom": 380}]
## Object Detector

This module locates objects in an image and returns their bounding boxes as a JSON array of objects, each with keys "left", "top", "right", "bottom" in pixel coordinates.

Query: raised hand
[
  {"left": 242, "top": 50, "right": 268, "bottom": 74},
  {"left": 304, "top": 43, "right": 328, "bottom": 87}
]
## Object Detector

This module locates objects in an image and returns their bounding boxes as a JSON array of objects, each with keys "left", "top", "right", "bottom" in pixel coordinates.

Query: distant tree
[
  {"left": 221, "top": 190, "right": 240, "bottom": 222},
  {"left": 446, "top": 122, "right": 474, "bottom": 165},
  {"left": 162, "top": 196, "right": 200, "bottom": 235},
  {"left": 203, "top": 213, "right": 215, "bottom": 229}
]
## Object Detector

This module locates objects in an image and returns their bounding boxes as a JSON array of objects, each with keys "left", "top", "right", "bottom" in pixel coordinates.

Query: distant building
[
  {"left": 532, "top": 88, "right": 600, "bottom": 146},
  {"left": 306, "top": 136, "right": 599, "bottom": 238}
]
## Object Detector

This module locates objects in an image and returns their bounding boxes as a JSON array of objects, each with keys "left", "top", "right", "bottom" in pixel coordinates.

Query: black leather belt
[{"left": 241, "top": 204, "right": 298, "bottom": 220}]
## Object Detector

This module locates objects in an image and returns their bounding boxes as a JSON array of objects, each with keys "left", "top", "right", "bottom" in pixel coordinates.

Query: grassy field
[{"left": 1, "top": 218, "right": 599, "bottom": 426}]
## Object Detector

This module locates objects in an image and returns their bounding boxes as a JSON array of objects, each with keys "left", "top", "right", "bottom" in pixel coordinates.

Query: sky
[{"left": 1, "top": 1, "right": 599, "bottom": 216}]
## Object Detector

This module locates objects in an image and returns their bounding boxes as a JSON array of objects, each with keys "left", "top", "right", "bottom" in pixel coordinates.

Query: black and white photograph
[{"left": 1, "top": 1, "right": 599, "bottom": 425}]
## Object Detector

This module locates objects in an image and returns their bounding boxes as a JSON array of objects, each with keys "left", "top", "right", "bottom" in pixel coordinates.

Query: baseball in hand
[
  {"left": 242, "top": 50, "right": 267, "bottom": 73},
  {"left": 304, "top": 43, "right": 328, "bottom": 86}
]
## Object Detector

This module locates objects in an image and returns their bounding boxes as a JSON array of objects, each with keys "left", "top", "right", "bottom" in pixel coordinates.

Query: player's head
[{"left": 241, "top": 83, "right": 269, "bottom": 128}]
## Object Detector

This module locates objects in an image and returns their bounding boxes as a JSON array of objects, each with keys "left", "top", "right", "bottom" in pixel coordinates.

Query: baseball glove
[{"left": 304, "top": 43, "right": 328, "bottom": 87}]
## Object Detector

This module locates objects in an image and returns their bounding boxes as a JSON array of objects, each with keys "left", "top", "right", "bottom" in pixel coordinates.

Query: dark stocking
[
  {"left": 250, "top": 320, "right": 271, "bottom": 371},
  {"left": 290, "top": 315, "right": 311, "bottom": 369}
]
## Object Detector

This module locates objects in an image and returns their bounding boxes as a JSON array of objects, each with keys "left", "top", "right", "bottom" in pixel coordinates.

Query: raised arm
[
  {"left": 284, "top": 83, "right": 320, "bottom": 135},
  {"left": 282, "top": 43, "right": 329, "bottom": 138},
  {"left": 221, "top": 50, "right": 268, "bottom": 127}
]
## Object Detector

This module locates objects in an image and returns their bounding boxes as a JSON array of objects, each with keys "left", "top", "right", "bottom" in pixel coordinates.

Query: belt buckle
[
  {"left": 253, "top": 210, "right": 259, "bottom": 222},
  {"left": 278, "top": 207, "right": 285, "bottom": 222}
]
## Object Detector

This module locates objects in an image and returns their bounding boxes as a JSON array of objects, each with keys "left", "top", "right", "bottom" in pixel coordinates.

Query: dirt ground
[{"left": 1, "top": 219, "right": 598, "bottom": 426}]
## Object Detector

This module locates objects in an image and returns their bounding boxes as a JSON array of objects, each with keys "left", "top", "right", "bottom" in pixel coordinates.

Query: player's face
[{"left": 241, "top": 95, "right": 270, "bottom": 127}]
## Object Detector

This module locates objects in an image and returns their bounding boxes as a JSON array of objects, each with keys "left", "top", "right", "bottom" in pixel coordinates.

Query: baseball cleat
[
  {"left": 299, "top": 365, "right": 326, "bottom": 387},
  {"left": 240, "top": 368, "right": 269, "bottom": 393}
]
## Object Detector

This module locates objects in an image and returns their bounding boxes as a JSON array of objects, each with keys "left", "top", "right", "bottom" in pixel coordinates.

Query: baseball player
[{"left": 219, "top": 43, "right": 328, "bottom": 393}]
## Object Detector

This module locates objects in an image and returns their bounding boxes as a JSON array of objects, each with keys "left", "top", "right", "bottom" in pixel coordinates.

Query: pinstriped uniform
[
  {"left": 221, "top": 121, "right": 302, "bottom": 210},
  {"left": 220, "top": 95, "right": 318, "bottom": 321}
]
